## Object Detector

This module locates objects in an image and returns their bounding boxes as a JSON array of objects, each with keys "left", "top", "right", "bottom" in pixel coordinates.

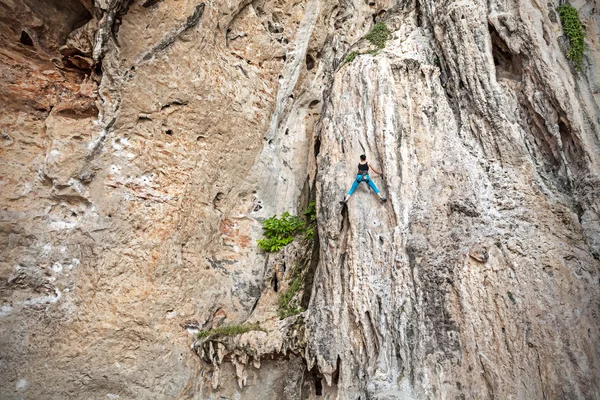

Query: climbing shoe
[
  {"left": 339, "top": 200, "right": 347, "bottom": 205},
  {"left": 380, "top": 196, "right": 387, "bottom": 202}
]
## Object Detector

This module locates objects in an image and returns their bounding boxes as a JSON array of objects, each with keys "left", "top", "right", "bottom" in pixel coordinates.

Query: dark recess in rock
[
  {"left": 300, "top": 233, "right": 320, "bottom": 308},
  {"left": 267, "top": 20, "right": 284, "bottom": 34},
  {"left": 142, "top": 0, "right": 164, "bottom": 7},
  {"left": 558, "top": 117, "right": 586, "bottom": 173},
  {"left": 489, "top": 24, "right": 522, "bottom": 81},
  {"left": 19, "top": 31, "right": 33, "bottom": 46},
  {"left": 306, "top": 53, "right": 315, "bottom": 70},
  {"left": 449, "top": 200, "right": 480, "bottom": 217},
  {"left": 213, "top": 192, "right": 225, "bottom": 209}
]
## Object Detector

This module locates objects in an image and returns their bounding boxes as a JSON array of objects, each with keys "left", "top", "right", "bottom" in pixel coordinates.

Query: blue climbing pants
[{"left": 347, "top": 174, "right": 380, "bottom": 196}]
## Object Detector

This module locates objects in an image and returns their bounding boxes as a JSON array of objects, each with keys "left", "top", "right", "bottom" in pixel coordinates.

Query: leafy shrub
[
  {"left": 365, "top": 23, "right": 390, "bottom": 49},
  {"left": 257, "top": 212, "right": 305, "bottom": 252},
  {"left": 258, "top": 202, "right": 317, "bottom": 252},
  {"left": 197, "top": 323, "right": 262, "bottom": 339},
  {"left": 255, "top": 202, "right": 317, "bottom": 318},
  {"left": 257, "top": 236, "right": 294, "bottom": 252},
  {"left": 557, "top": 4, "right": 585, "bottom": 71},
  {"left": 303, "top": 201, "right": 316, "bottom": 222},
  {"left": 303, "top": 226, "right": 315, "bottom": 240}
]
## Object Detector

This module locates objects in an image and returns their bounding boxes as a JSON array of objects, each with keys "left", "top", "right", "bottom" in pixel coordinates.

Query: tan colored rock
[{"left": 0, "top": 0, "right": 599, "bottom": 399}]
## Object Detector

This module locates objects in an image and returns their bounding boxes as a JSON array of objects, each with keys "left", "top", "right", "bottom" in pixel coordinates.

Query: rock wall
[
  {"left": 0, "top": 0, "right": 598, "bottom": 399},
  {"left": 310, "top": 0, "right": 600, "bottom": 398}
]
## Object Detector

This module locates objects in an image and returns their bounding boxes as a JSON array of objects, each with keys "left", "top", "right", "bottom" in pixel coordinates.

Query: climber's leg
[
  {"left": 364, "top": 175, "right": 380, "bottom": 194},
  {"left": 347, "top": 175, "right": 363, "bottom": 196},
  {"left": 341, "top": 175, "right": 363, "bottom": 204},
  {"left": 364, "top": 175, "right": 387, "bottom": 202}
]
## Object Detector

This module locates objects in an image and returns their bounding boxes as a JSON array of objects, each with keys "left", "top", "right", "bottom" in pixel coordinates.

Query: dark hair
[{"left": 360, "top": 154, "right": 366, "bottom": 161}]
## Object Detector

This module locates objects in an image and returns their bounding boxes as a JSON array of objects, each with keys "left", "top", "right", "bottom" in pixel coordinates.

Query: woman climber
[{"left": 340, "top": 154, "right": 387, "bottom": 204}]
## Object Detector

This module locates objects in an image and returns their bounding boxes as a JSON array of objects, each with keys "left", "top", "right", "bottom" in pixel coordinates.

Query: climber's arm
[{"left": 369, "top": 163, "right": 382, "bottom": 175}]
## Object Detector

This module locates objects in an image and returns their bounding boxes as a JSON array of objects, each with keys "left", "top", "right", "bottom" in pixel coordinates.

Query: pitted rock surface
[{"left": 0, "top": 0, "right": 599, "bottom": 399}]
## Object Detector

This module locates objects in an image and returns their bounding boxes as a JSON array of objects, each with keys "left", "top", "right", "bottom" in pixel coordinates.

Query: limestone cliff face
[{"left": 0, "top": 0, "right": 599, "bottom": 399}]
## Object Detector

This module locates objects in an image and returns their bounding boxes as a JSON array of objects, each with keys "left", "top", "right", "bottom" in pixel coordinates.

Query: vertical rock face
[
  {"left": 310, "top": 1, "right": 600, "bottom": 398},
  {"left": 0, "top": 0, "right": 598, "bottom": 399}
]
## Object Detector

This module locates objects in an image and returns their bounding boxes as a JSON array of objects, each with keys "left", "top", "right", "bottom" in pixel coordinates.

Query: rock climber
[{"left": 340, "top": 154, "right": 387, "bottom": 204}]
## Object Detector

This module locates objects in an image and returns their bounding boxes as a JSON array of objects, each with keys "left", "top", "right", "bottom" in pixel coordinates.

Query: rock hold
[{"left": 468, "top": 243, "right": 489, "bottom": 263}]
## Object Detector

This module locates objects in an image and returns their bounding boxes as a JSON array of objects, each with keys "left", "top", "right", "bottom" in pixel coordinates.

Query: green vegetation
[
  {"left": 303, "top": 226, "right": 315, "bottom": 240},
  {"left": 257, "top": 201, "right": 317, "bottom": 252},
  {"left": 257, "top": 202, "right": 317, "bottom": 318},
  {"left": 557, "top": 4, "right": 585, "bottom": 71},
  {"left": 344, "top": 51, "right": 359, "bottom": 65},
  {"left": 365, "top": 23, "right": 390, "bottom": 50},
  {"left": 196, "top": 323, "right": 263, "bottom": 339},
  {"left": 257, "top": 212, "right": 304, "bottom": 252},
  {"left": 341, "top": 23, "right": 390, "bottom": 68},
  {"left": 302, "top": 200, "right": 316, "bottom": 240},
  {"left": 303, "top": 200, "right": 316, "bottom": 221},
  {"left": 278, "top": 272, "right": 305, "bottom": 318}
]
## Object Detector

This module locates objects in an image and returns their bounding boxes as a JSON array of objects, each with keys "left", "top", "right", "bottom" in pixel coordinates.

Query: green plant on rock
[
  {"left": 257, "top": 212, "right": 305, "bottom": 252},
  {"left": 196, "top": 323, "right": 263, "bottom": 339},
  {"left": 344, "top": 51, "right": 359, "bottom": 65},
  {"left": 302, "top": 201, "right": 317, "bottom": 239},
  {"left": 303, "top": 226, "right": 315, "bottom": 240},
  {"left": 303, "top": 201, "right": 316, "bottom": 222},
  {"left": 278, "top": 274, "right": 305, "bottom": 318},
  {"left": 258, "top": 202, "right": 317, "bottom": 252},
  {"left": 365, "top": 22, "right": 390, "bottom": 50},
  {"left": 557, "top": 4, "right": 585, "bottom": 71},
  {"left": 257, "top": 201, "right": 317, "bottom": 317}
]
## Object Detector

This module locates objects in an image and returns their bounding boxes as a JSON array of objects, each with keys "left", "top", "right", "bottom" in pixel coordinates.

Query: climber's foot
[
  {"left": 339, "top": 200, "right": 347, "bottom": 205},
  {"left": 380, "top": 196, "right": 387, "bottom": 202}
]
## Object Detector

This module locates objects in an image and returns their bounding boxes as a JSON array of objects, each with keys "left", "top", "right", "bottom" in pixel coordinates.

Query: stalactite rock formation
[{"left": 0, "top": 0, "right": 598, "bottom": 399}]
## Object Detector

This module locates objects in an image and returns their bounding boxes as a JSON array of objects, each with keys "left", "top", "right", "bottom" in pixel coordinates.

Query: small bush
[
  {"left": 303, "top": 201, "right": 316, "bottom": 222},
  {"left": 257, "top": 235, "right": 294, "bottom": 252},
  {"left": 257, "top": 202, "right": 317, "bottom": 252},
  {"left": 197, "top": 323, "right": 262, "bottom": 339},
  {"left": 258, "top": 212, "right": 305, "bottom": 252},
  {"left": 365, "top": 23, "right": 390, "bottom": 49},
  {"left": 303, "top": 226, "right": 315, "bottom": 240},
  {"left": 557, "top": 4, "right": 585, "bottom": 71}
]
